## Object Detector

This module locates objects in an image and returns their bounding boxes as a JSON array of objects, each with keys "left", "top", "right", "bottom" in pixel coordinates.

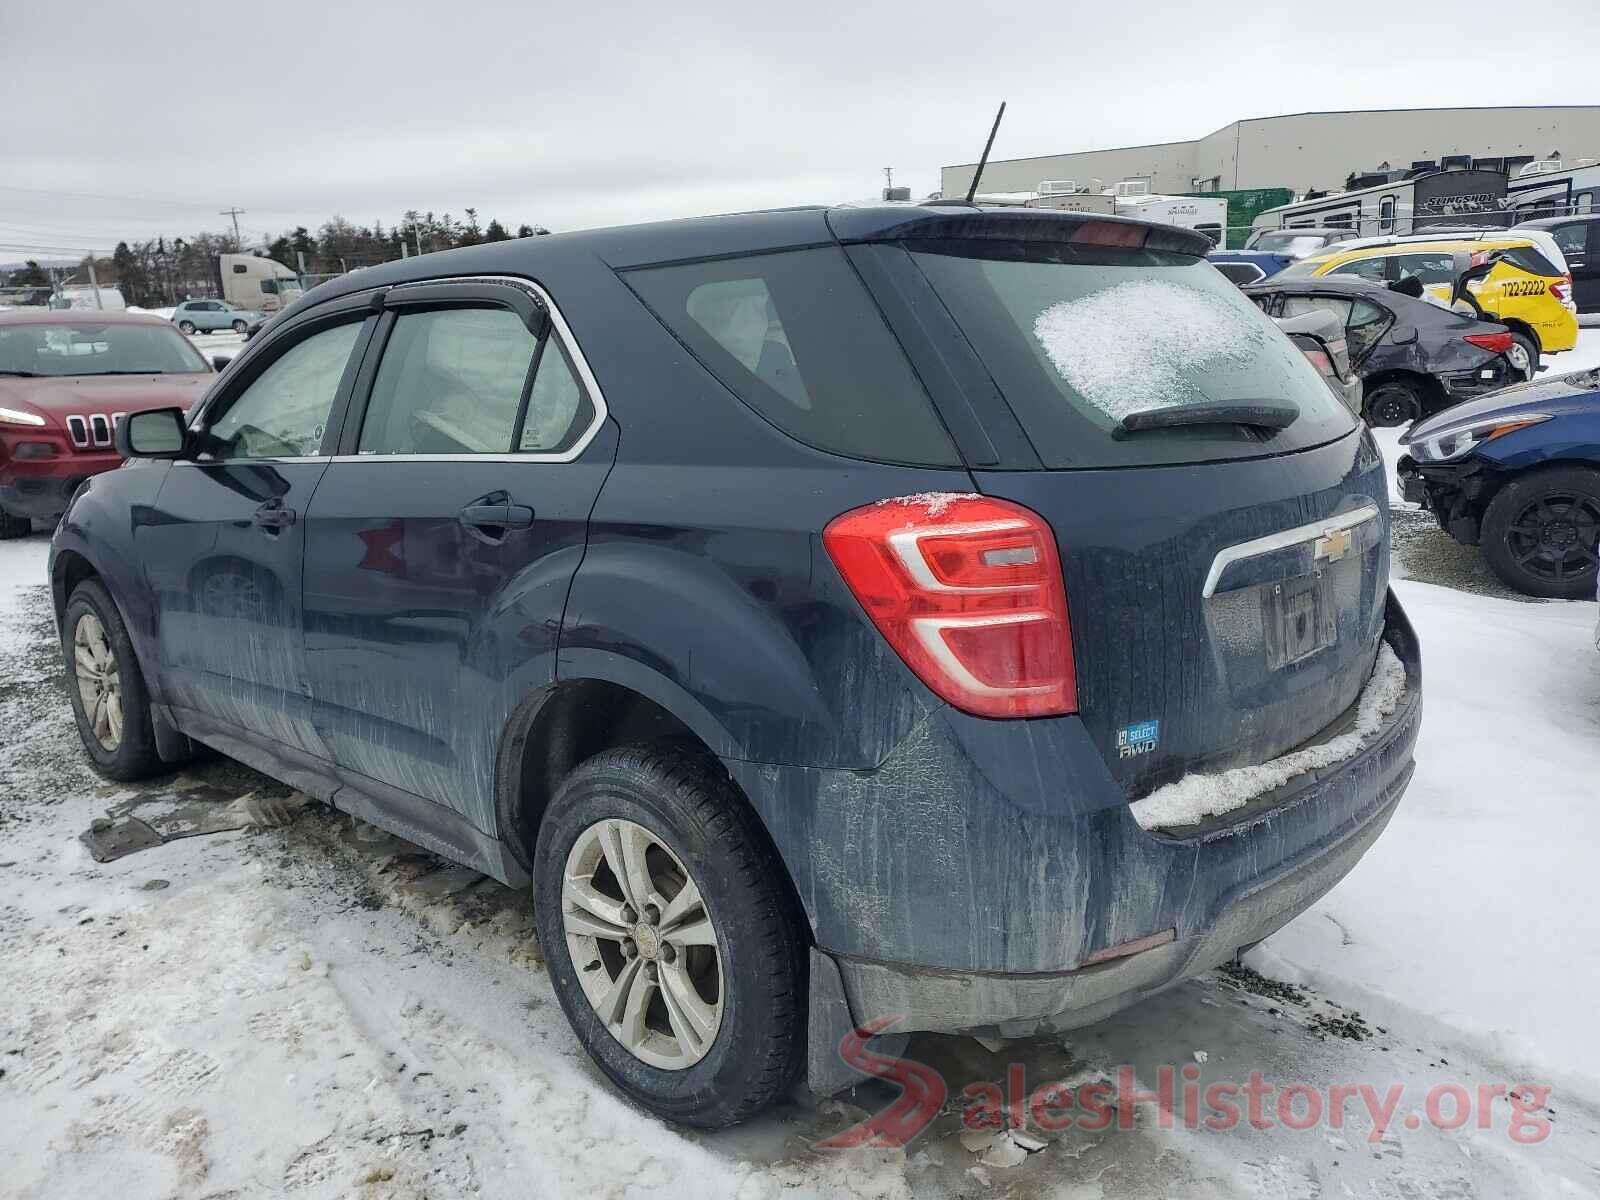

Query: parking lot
[{"left": 0, "top": 322, "right": 1594, "bottom": 1198}]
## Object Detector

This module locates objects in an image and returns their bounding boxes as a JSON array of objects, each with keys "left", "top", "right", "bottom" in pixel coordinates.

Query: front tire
[
  {"left": 1364, "top": 379, "right": 1422, "bottom": 427},
  {"left": 1480, "top": 466, "right": 1600, "bottom": 599},
  {"left": 177, "top": 320, "right": 197, "bottom": 335},
  {"left": 533, "top": 745, "right": 805, "bottom": 1128},
  {"left": 231, "top": 319, "right": 248, "bottom": 333},
  {"left": 0, "top": 509, "right": 30, "bottom": 539},
  {"left": 62, "top": 579, "right": 166, "bottom": 780}
]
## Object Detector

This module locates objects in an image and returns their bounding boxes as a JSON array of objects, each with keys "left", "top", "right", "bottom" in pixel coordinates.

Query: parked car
[
  {"left": 1273, "top": 307, "right": 1362, "bottom": 416},
  {"left": 1244, "top": 275, "right": 1532, "bottom": 426},
  {"left": 171, "top": 299, "right": 264, "bottom": 335},
  {"left": 1243, "top": 227, "right": 1354, "bottom": 257},
  {"left": 1210, "top": 250, "right": 1293, "bottom": 285},
  {"left": 1515, "top": 215, "right": 1600, "bottom": 314},
  {"left": 1274, "top": 233, "right": 1579, "bottom": 371},
  {"left": 51, "top": 206, "right": 1420, "bottom": 1127},
  {"left": 0, "top": 310, "right": 213, "bottom": 538},
  {"left": 1397, "top": 367, "right": 1600, "bottom": 598}
]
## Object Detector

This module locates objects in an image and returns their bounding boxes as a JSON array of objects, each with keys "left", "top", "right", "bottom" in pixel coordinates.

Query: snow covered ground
[{"left": 3, "top": 337, "right": 1600, "bottom": 1196}]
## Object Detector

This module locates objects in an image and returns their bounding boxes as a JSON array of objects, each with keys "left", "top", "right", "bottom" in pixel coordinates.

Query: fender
[
  {"left": 559, "top": 536, "right": 933, "bottom": 768},
  {"left": 51, "top": 464, "right": 172, "bottom": 695}
]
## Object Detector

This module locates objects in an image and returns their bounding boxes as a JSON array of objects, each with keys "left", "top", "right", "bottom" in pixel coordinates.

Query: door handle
[
  {"left": 460, "top": 502, "right": 510, "bottom": 527},
  {"left": 252, "top": 500, "right": 296, "bottom": 530},
  {"left": 459, "top": 500, "right": 535, "bottom": 531}
]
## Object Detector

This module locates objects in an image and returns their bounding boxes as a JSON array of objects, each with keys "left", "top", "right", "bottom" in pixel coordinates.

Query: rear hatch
[{"left": 875, "top": 219, "right": 1389, "bottom": 796}]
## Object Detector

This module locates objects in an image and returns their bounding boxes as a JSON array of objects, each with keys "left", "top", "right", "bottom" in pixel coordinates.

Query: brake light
[
  {"left": 823, "top": 494, "right": 1076, "bottom": 718},
  {"left": 1551, "top": 276, "right": 1572, "bottom": 303},
  {"left": 1463, "top": 332, "right": 1513, "bottom": 354},
  {"left": 1299, "top": 347, "right": 1335, "bottom": 378},
  {"left": 1070, "top": 220, "right": 1146, "bottom": 249}
]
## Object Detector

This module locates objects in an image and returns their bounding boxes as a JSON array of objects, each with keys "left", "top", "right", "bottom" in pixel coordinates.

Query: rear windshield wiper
[{"left": 1112, "top": 401, "right": 1300, "bottom": 439}]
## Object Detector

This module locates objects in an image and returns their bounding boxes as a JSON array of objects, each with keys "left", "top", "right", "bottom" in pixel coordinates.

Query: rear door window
[
  {"left": 907, "top": 239, "right": 1355, "bottom": 468},
  {"left": 1327, "top": 256, "right": 1389, "bottom": 283},
  {"left": 1345, "top": 298, "right": 1393, "bottom": 362},
  {"left": 624, "top": 247, "right": 959, "bottom": 466}
]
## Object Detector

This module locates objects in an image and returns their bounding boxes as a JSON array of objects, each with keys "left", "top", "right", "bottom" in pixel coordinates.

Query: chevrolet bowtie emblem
[{"left": 1314, "top": 527, "right": 1353, "bottom": 563}]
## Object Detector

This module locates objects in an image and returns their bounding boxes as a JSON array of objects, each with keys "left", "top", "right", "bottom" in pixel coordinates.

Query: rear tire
[
  {"left": 1480, "top": 466, "right": 1600, "bottom": 599},
  {"left": 62, "top": 579, "right": 167, "bottom": 780},
  {"left": 533, "top": 744, "right": 805, "bottom": 1128},
  {"left": 231, "top": 319, "right": 248, "bottom": 334},
  {"left": 1364, "top": 379, "right": 1423, "bottom": 428},
  {"left": 1507, "top": 332, "right": 1540, "bottom": 381},
  {"left": 177, "top": 320, "right": 196, "bottom": 335},
  {"left": 0, "top": 509, "right": 30, "bottom": 539}
]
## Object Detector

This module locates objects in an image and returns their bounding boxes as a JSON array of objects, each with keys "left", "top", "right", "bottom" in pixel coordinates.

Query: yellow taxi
[{"left": 1277, "top": 233, "right": 1579, "bottom": 367}]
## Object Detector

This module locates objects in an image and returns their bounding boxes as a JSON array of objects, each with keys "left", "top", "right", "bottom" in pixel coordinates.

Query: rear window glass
[
  {"left": 909, "top": 240, "right": 1356, "bottom": 468},
  {"left": 624, "top": 247, "right": 958, "bottom": 466}
]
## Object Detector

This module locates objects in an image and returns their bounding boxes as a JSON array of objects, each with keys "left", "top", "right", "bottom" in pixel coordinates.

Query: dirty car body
[{"left": 51, "top": 205, "right": 1420, "bottom": 1124}]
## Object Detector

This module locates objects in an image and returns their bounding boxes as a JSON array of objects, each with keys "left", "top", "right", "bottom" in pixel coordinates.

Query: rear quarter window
[{"left": 623, "top": 247, "right": 959, "bottom": 466}]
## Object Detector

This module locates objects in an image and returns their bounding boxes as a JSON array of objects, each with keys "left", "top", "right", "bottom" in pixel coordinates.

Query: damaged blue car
[{"left": 49, "top": 204, "right": 1421, "bottom": 1127}]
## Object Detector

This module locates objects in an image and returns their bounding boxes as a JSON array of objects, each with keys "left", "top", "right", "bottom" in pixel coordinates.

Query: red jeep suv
[{"left": 0, "top": 309, "right": 214, "bottom": 537}]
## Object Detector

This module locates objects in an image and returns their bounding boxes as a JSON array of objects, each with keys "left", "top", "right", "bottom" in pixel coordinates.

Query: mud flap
[{"left": 805, "top": 947, "right": 908, "bottom": 1098}]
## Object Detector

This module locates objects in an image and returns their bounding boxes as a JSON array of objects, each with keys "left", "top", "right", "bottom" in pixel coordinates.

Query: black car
[
  {"left": 49, "top": 206, "right": 1421, "bottom": 1127},
  {"left": 1516, "top": 215, "right": 1600, "bottom": 314},
  {"left": 1243, "top": 275, "right": 1528, "bottom": 426}
]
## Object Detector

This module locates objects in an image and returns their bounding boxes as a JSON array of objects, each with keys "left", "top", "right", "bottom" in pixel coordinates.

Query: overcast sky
[{"left": 4, "top": 0, "right": 1600, "bottom": 256}]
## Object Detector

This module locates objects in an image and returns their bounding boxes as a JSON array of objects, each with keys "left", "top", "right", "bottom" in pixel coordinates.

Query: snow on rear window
[{"left": 1031, "top": 278, "right": 1270, "bottom": 421}]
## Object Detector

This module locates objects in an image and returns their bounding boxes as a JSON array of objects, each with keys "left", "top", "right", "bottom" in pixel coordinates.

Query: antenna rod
[{"left": 964, "top": 101, "right": 1007, "bottom": 204}]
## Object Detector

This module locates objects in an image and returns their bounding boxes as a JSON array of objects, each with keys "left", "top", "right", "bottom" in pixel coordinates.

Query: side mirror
[
  {"left": 211, "top": 353, "right": 235, "bottom": 372},
  {"left": 1390, "top": 324, "right": 1418, "bottom": 345},
  {"left": 116, "top": 407, "right": 188, "bottom": 459}
]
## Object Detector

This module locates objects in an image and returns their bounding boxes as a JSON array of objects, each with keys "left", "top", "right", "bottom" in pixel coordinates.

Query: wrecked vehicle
[
  {"left": 50, "top": 205, "right": 1421, "bottom": 1128},
  {"left": 1243, "top": 274, "right": 1532, "bottom": 426},
  {"left": 1398, "top": 368, "right": 1600, "bottom": 598},
  {"left": 1273, "top": 306, "right": 1363, "bottom": 417}
]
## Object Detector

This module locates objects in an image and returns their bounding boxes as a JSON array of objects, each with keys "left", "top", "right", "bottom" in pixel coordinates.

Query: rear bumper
[
  {"left": 736, "top": 593, "right": 1420, "bottom": 1046},
  {"left": 829, "top": 764, "right": 1408, "bottom": 1038}
]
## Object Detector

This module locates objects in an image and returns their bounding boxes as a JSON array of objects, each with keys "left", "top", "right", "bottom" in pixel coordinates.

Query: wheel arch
[
  {"left": 495, "top": 672, "right": 811, "bottom": 942},
  {"left": 1361, "top": 369, "right": 1439, "bottom": 422}
]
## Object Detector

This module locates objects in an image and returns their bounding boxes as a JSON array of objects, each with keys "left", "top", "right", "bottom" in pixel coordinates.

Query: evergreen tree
[{"left": 483, "top": 219, "right": 510, "bottom": 242}]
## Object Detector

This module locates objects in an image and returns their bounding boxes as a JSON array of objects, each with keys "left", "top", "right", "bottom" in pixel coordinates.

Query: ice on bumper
[{"left": 1130, "top": 643, "right": 1409, "bottom": 831}]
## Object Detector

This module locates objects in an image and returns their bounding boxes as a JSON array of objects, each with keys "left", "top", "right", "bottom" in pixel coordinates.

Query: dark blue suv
[{"left": 50, "top": 206, "right": 1421, "bottom": 1127}]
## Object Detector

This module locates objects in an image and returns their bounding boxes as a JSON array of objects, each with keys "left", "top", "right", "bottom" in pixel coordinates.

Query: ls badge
[{"left": 1116, "top": 719, "right": 1160, "bottom": 759}]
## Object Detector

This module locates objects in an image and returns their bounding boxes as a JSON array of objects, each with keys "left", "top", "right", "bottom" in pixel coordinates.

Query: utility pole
[
  {"left": 219, "top": 207, "right": 245, "bottom": 246},
  {"left": 883, "top": 166, "right": 894, "bottom": 191}
]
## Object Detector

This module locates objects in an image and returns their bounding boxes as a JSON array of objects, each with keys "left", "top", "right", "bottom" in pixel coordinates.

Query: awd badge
[{"left": 1116, "top": 719, "right": 1160, "bottom": 759}]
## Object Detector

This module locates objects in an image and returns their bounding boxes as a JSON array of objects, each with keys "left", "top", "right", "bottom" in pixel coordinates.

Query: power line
[{"left": 0, "top": 184, "right": 228, "bottom": 212}]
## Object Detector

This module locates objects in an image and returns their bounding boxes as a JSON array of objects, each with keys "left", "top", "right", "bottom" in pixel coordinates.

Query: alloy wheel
[
  {"left": 561, "top": 818, "right": 724, "bottom": 1070},
  {"left": 1505, "top": 493, "right": 1600, "bottom": 586},
  {"left": 73, "top": 612, "right": 123, "bottom": 751},
  {"left": 1506, "top": 343, "right": 1532, "bottom": 378}
]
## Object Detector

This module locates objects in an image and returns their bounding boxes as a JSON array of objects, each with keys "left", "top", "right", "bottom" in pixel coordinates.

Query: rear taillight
[
  {"left": 1299, "top": 347, "right": 1335, "bottom": 378},
  {"left": 1463, "top": 332, "right": 1513, "bottom": 354},
  {"left": 823, "top": 493, "right": 1076, "bottom": 718},
  {"left": 1551, "top": 276, "right": 1573, "bottom": 306}
]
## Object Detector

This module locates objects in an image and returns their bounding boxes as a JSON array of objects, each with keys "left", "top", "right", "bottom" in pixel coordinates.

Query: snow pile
[
  {"left": 1130, "top": 643, "right": 1408, "bottom": 831},
  {"left": 1031, "top": 279, "right": 1268, "bottom": 420}
]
